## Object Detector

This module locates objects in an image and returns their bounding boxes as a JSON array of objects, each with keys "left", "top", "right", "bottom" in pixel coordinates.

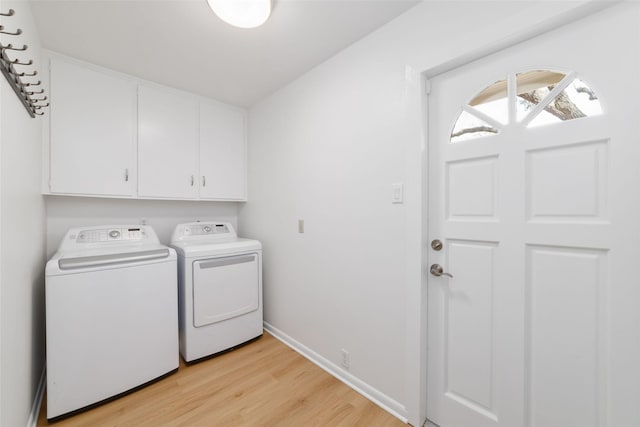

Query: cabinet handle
[
  {"left": 124, "top": 168, "right": 129, "bottom": 182},
  {"left": 190, "top": 175, "right": 194, "bottom": 187},
  {"left": 202, "top": 176, "right": 206, "bottom": 187}
]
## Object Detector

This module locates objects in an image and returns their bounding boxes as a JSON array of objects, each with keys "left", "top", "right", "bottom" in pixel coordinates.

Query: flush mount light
[{"left": 207, "top": 0, "right": 272, "bottom": 29}]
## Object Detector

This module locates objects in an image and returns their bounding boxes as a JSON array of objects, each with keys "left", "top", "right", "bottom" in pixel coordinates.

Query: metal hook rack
[
  {"left": 16, "top": 70, "right": 37, "bottom": 77},
  {"left": 0, "top": 25, "right": 22, "bottom": 36},
  {"left": 0, "top": 8, "right": 47, "bottom": 118},
  {"left": 1, "top": 43, "right": 27, "bottom": 51}
]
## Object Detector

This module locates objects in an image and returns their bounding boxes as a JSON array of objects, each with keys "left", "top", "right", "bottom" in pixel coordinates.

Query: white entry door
[{"left": 427, "top": 4, "right": 640, "bottom": 427}]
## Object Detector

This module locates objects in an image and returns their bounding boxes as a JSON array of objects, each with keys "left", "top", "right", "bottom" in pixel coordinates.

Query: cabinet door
[
  {"left": 138, "top": 86, "right": 199, "bottom": 199},
  {"left": 49, "top": 59, "right": 136, "bottom": 196},
  {"left": 199, "top": 101, "right": 246, "bottom": 200}
]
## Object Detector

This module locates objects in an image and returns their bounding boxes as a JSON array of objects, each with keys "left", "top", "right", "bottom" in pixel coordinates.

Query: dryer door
[{"left": 192, "top": 253, "right": 259, "bottom": 327}]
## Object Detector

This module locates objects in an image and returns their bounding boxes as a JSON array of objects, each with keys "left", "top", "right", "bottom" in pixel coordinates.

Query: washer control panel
[{"left": 75, "top": 227, "right": 146, "bottom": 243}]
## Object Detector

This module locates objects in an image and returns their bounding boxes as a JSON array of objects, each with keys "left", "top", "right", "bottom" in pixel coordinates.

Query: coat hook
[
  {"left": 1, "top": 43, "right": 28, "bottom": 51},
  {"left": 14, "top": 70, "right": 37, "bottom": 77},
  {"left": 0, "top": 26, "right": 22, "bottom": 36},
  {"left": 27, "top": 89, "right": 44, "bottom": 95},
  {"left": 30, "top": 96, "right": 47, "bottom": 102},
  {"left": 33, "top": 103, "right": 49, "bottom": 109},
  {"left": 34, "top": 111, "right": 45, "bottom": 116},
  {"left": 23, "top": 80, "right": 41, "bottom": 87},
  {"left": 0, "top": 9, "right": 15, "bottom": 17},
  {"left": 11, "top": 58, "right": 32, "bottom": 66}
]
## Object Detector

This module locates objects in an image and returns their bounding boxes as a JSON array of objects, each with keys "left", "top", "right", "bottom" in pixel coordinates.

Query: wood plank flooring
[{"left": 37, "top": 332, "right": 405, "bottom": 426}]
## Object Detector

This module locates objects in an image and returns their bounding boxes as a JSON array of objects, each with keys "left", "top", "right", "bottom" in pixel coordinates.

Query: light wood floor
[{"left": 37, "top": 332, "right": 405, "bottom": 426}]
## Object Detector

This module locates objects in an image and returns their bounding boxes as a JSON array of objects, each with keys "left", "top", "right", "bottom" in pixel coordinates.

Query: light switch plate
[{"left": 392, "top": 183, "right": 404, "bottom": 204}]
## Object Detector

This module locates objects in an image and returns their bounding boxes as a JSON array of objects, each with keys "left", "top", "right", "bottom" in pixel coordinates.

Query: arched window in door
[{"left": 450, "top": 70, "right": 603, "bottom": 143}]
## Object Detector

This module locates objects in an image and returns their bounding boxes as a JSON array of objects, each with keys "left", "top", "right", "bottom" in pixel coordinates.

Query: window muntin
[{"left": 450, "top": 110, "right": 499, "bottom": 143}]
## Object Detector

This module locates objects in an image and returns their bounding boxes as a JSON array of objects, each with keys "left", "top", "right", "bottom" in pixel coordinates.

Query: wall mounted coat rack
[{"left": 0, "top": 9, "right": 48, "bottom": 118}]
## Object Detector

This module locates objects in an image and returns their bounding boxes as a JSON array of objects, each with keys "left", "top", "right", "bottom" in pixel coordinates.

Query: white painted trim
[
  {"left": 420, "top": 1, "right": 620, "bottom": 79},
  {"left": 410, "top": 2, "right": 622, "bottom": 426},
  {"left": 403, "top": 65, "right": 428, "bottom": 427},
  {"left": 263, "top": 322, "right": 408, "bottom": 424},
  {"left": 0, "top": 47, "right": 3, "bottom": 427},
  {"left": 27, "top": 366, "right": 46, "bottom": 427}
]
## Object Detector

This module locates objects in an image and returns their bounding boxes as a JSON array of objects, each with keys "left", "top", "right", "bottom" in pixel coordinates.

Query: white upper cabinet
[
  {"left": 138, "top": 85, "right": 200, "bottom": 199},
  {"left": 45, "top": 53, "right": 247, "bottom": 201},
  {"left": 49, "top": 59, "right": 136, "bottom": 196},
  {"left": 199, "top": 101, "right": 246, "bottom": 200}
]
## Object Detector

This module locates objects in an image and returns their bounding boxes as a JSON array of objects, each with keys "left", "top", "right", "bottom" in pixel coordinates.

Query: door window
[{"left": 450, "top": 70, "right": 603, "bottom": 143}]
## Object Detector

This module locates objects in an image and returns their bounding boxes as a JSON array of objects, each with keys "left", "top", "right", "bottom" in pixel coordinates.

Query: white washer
[
  {"left": 45, "top": 225, "right": 178, "bottom": 420},
  {"left": 170, "top": 222, "right": 262, "bottom": 362}
]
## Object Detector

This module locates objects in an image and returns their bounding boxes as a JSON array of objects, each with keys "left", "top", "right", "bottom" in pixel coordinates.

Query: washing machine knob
[
  {"left": 109, "top": 230, "right": 120, "bottom": 239},
  {"left": 203, "top": 225, "right": 212, "bottom": 233}
]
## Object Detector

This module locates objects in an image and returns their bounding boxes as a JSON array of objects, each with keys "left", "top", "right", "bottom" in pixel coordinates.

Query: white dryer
[
  {"left": 45, "top": 225, "right": 178, "bottom": 420},
  {"left": 170, "top": 222, "right": 262, "bottom": 362}
]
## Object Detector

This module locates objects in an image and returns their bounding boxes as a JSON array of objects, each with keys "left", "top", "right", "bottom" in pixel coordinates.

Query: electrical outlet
[{"left": 341, "top": 349, "right": 350, "bottom": 369}]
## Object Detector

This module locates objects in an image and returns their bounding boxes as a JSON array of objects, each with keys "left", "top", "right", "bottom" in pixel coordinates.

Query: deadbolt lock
[{"left": 431, "top": 239, "right": 443, "bottom": 251}]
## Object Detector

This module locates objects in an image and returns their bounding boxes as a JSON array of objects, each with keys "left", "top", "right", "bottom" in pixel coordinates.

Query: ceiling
[{"left": 31, "top": 0, "right": 419, "bottom": 107}]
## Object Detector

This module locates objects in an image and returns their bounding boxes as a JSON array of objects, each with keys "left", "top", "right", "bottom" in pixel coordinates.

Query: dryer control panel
[
  {"left": 170, "top": 222, "right": 237, "bottom": 242},
  {"left": 184, "top": 224, "right": 229, "bottom": 236}
]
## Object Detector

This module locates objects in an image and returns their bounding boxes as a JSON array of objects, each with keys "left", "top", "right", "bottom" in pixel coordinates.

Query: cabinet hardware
[
  {"left": 190, "top": 175, "right": 194, "bottom": 187},
  {"left": 124, "top": 168, "right": 129, "bottom": 182},
  {"left": 202, "top": 176, "right": 206, "bottom": 187}
]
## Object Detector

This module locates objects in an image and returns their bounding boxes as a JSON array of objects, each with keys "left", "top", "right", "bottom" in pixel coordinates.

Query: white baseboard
[
  {"left": 263, "top": 322, "right": 408, "bottom": 424},
  {"left": 27, "top": 365, "right": 46, "bottom": 427}
]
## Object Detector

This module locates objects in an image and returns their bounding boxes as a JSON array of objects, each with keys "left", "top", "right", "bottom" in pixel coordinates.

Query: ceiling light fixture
[{"left": 207, "top": 0, "right": 272, "bottom": 29}]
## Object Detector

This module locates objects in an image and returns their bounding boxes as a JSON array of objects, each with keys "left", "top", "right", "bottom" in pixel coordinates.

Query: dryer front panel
[{"left": 192, "top": 253, "right": 259, "bottom": 327}]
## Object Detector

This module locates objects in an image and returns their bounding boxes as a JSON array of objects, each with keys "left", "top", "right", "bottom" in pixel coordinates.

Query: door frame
[{"left": 403, "top": 2, "right": 620, "bottom": 426}]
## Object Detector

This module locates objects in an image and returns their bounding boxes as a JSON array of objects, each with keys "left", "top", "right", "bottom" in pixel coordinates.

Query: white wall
[
  {"left": 46, "top": 197, "right": 238, "bottom": 257},
  {"left": 0, "top": 1, "right": 46, "bottom": 425},
  {"left": 239, "top": 1, "right": 599, "bottom": 424}
]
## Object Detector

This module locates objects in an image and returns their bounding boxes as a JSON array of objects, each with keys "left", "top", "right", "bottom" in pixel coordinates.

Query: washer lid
[
  {"left": 58, "top": 248, "right": 171, "bottom": 271},
  {"left": 47, "top": 225, "right": 174, "bottom": 276}
]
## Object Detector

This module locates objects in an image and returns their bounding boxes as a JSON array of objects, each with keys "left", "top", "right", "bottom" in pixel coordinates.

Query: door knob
[{"left": 430, "top": 264, "right": 453, "bottom": 278}]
